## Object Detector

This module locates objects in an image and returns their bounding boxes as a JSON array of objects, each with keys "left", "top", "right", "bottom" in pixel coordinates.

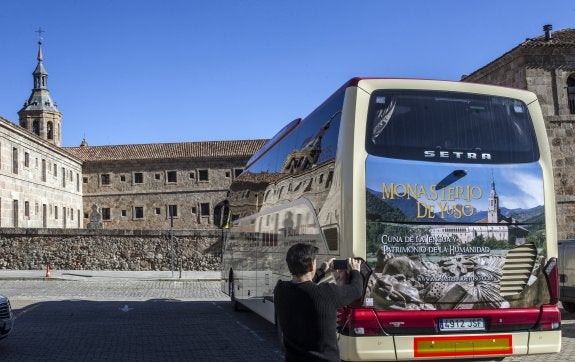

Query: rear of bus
[{"left": 337, "top": 79, "right": 561, "bottom": 360}]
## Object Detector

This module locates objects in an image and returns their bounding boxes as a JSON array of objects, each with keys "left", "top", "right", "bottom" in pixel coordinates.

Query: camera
[{"left": 332, "top": 259, "right": 348, "bottom": 270}]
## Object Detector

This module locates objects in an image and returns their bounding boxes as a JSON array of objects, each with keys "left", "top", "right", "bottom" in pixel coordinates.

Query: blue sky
[{"left": 0, "top": 1, "right": 573, "bottom": 147}]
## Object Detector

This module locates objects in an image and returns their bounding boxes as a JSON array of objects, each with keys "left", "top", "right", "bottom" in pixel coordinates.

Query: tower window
[
  {"left": 198, "top": 169, "right": 209, "bottom": 181},
  {"left": 47, "top": 121, "right": 53, "bottom": 140},
  {"left": 33, "top": 120, "right": 40, "bottom": 135},
  {"left": 568, "top": 75, "right": 575, "bottom": 114}
]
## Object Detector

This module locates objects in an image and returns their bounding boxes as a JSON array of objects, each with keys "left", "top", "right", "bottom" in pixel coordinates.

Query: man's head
[{"left": 286, "top": 243, "right": 318, "bottom": 276}]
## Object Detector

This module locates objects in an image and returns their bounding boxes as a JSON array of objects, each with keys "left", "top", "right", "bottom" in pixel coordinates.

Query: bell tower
[
  {"left": 18, "top": 29, "right": 62, "bottom": 147},
  {"left": 487, "top": 177, "right": 500, "bottom": 224}
]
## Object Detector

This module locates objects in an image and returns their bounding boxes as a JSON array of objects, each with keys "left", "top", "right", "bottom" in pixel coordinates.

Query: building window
[
  {"left": 134, "top": 172, "right": 144, "bottom": 184},
  {"left": 120, "top": 175, "right": 126, "bottom": 182},
  {"left": 24, "top": 152, "right": 30, "bottom": 167},
  {"left": 62, "top": 167, "right": 66, "bottom": 187},
  {"left": 168, "top": 205, "right": 178, "bottom": 218},
  {"left": 24, "top": 201, "right": 29, "bottom": 217},
  {"left": 234, "top": 168, "right": 243, "bottom": 177},
  {"left": 83, "top": 177, "right": 88, "bottom": 184},
  {"left": 101, "top": 174, "right": 111, "bottom": 185},
  {"left": 42, "top": 159, "right": 46, "bottom": 181},
  {"left": 155, "top": 208, "right": 161, "bottom": 215},
  {"left": 191, "top": 207, "right": 197, "bottom": 214},
  {"left": 225, "top": 171, "right": 231, "bottom": 178},
  {"left": 200, "top": 203, "right": 210, "bottom": 216},
  {"left": 155, "top": 173, "right": 161, "bottom": 180},
  {"left": 54, "top": 163, "right": 57, "bottom": 177},
  {"left": 76, "top": 174, "right": 80, "bottom": 192},
  {"left": 134, "top": 206, "right": 144, "bottom": 219},
  {"left": 189, "top": 172, "right": 195, "bottom": 179},
  {"left": 198, "top": 169, "right": 209, "bottom": 182},
  {"left": 12, "top": 147, "right": 18, "bottom": 174},
  {"left": 568, "top": 75, "right": 575, "bottom": 114},
  {"left": 167, "top": 171, "right": 177, "bottom": 183},
  {"left": 55, "top": 206, "right": 58, "bottom": 219},
  {"left": 13, "top": 200, "right": 18, "bottom": 227},
  {"left": 101, "top": 208, "right": 111, "bottom": 220},
  {"left": 121, "top": 210, "right": 127, "bottom": 217}
]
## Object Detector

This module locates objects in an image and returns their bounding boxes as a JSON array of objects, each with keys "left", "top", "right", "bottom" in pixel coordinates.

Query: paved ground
[{"left": 0, "top": 271, "right": 572, "bottom": 361}]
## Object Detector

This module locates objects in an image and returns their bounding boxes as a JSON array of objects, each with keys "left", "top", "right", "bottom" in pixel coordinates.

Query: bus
[{"left": 221, "top": 78, "right": 561, "bottom": 361}]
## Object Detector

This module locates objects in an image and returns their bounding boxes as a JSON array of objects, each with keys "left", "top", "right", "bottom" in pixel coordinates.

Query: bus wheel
[
  {"left": 229, "top": 271, "right": 241, "bottom": 312},
  {"left": 563, "top": 301, "right": 575, "bottom": 313}
]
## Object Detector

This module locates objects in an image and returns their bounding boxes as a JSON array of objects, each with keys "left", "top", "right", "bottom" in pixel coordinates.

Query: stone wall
[{"left": 0, "top": 228, "right": 223, "bottom": 271}]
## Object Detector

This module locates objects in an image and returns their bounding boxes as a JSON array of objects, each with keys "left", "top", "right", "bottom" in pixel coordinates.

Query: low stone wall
[{"left": 0, "top": 228, "right": 224, "bottom": 271}]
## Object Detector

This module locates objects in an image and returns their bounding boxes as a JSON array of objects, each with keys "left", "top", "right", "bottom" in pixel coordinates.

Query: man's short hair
[{"left": 286, "top": 243, "right": 318, "bottom": 276}]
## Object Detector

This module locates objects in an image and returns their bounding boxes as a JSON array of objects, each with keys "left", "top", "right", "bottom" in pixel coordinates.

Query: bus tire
[
  {"left": 228, "top": 271, "right": 242, "bottom": 312},
  {"left": 563, "top": 301, "right": 575, "bottom": 313}
]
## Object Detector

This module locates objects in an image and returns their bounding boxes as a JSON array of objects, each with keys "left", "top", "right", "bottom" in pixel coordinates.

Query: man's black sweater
[{"left": 274, "top": 270, "right": 363, "bottom": 362}]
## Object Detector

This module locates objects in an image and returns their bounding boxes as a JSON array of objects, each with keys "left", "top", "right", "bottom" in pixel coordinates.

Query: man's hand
[{"left": 349, "top": 258, "right": 361, "bottom": 272}]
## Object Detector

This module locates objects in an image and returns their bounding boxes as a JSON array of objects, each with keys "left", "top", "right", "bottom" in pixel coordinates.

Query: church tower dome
[{"left": 18, "top": 29, "right": 62, "bottom": 147}]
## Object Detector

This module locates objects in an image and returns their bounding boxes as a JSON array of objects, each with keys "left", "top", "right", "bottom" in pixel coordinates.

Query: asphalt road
[
  {"left": 0, "top": 278, "right": 572, "bottom": 361},
  {"left": 0, "top": 279, "right": 284, "bottom": 361}
]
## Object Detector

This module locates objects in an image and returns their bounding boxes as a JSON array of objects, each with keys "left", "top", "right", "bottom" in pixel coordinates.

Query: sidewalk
[{"left": 0, "top": 269, "right": 222, "bottom": 281}]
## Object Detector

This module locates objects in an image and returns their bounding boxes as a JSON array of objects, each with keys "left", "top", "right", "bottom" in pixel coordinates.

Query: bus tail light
[
  {"left": 535, "top": 305, "right": 561, "bottom": 331},
  {"left": 543, "top": 257, "right": 559, "bottom": 304},
  {"left": 337, "top": 307, "right": 385, "bottom": 336}
]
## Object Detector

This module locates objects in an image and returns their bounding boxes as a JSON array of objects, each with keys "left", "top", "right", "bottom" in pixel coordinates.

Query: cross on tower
[{"left": 35, "top": 27, "right": 44, "bottom": 43}]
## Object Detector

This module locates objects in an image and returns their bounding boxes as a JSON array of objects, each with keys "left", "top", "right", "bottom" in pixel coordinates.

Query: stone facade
[
  {"left": 463, "top": 26, "right": 575, "bottom": 239},
  {"left": 0, "top": 117, "right": 83, "bottom": 229},
  {"left": 64, "top": 140, "right": 266, "bottom": 230},
  {"left": 0, "top": 228, "right": 222, "bottom": 271}
]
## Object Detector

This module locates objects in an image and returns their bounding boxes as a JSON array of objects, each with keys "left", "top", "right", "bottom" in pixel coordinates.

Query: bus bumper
[{"left": 338, "top": 330, "right": 561, "bottom": 361}]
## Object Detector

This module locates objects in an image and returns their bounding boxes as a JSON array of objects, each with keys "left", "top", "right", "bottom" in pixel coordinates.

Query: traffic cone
[{"left": 45, "top": 264, "right": 51, "bottom": 278}]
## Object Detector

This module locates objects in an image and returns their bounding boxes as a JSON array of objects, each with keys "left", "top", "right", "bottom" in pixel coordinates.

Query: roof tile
[{"left": 64, "top": 139, "right": 268, "bottom": 162}]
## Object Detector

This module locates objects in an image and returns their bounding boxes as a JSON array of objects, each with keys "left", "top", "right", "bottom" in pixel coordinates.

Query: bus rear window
[{"left": 365, "top": 90, "right": 539, "bottom": 164}]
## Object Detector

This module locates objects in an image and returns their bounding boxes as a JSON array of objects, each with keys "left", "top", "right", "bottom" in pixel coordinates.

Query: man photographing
[{"left": 274, "top": 243, "right": 363, "bottom": 362}]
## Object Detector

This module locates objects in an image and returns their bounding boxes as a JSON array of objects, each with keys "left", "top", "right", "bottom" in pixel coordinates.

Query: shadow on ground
[{"left": 0, "top": 299, "right": 283, "bottom": 361}]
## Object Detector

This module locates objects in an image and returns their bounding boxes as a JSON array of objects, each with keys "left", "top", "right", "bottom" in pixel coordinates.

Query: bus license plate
[{"left": 439, "top": 318, "right": 485, "bottom": 331}]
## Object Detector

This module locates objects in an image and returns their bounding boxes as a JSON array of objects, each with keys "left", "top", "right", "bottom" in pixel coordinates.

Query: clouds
[{"left": 498, "top": 169, "right": 544, "bottom": 210}]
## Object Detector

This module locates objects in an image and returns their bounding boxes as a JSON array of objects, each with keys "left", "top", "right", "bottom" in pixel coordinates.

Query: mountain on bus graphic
[{"left": 366, "top": 187, "right": 544, "bottom": 225}]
